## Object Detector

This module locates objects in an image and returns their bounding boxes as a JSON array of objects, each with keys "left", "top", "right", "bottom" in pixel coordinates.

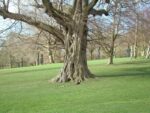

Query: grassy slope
[{"left": 0, "top": 58, "right": 150, "bottom": 113}]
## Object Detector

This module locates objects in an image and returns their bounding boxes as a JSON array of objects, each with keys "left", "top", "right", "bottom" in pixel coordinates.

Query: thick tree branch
[
  {"left": 42, "top": 0, "right": 72, "bottom": 28},
  {"left": 88, "top": 0, "right": 98, "bottom": 11},
  {"left": 89, "top": 9, "right": 109, "bottom": 16},
  {"left": 88, "top": 0, "right": 109, "bottom": 16},
  {"left": 0, "top": 8, "right": 64, "bottom": 44},
  {"left": 72, "top": 0, "right": 77, "bottom": 14}
]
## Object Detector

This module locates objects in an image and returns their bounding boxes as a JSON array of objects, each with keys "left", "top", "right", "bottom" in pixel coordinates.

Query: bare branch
[
  {"left": 0, "top": 21, "right": 18, "bottom": 34},
  {"left": 89, "top": 9, "right": 109, "bottom": 16},
  {"left": 0, "top": 8, "right": 64, "bottom": 44},
  {"left": 42, "top": 0, "right": 72, "bottom": 28},
  {"left": 88, "top": 0, "right": 99, "bottom": 11}
]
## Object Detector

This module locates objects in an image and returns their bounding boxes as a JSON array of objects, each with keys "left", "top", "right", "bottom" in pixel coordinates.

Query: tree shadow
[
  {"left": 1, "top": 67, "right": 60, "bottom": 75},
  {"left": 116, "top": 59, "right": 150, "bottom": 65},
  {"left": 95, "top": 66, "right": 150, "bottom": 78}
]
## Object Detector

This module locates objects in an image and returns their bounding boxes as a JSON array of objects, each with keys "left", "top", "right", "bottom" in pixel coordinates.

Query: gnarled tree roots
[{"left": 50, "top": 66, "right": 94, "bottom": 84}]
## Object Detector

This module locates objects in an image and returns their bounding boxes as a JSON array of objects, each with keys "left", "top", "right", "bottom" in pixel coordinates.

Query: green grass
[{"left": 0, "top": 58, "right": 150, "bottom": 113}]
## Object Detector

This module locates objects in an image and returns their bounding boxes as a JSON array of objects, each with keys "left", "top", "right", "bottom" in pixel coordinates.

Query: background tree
[
  {"left": 0, "top": 0, "right": 110, "bottom": 84},
  {"left": 89, "top": 1, "right": 123, "bottom": 64}
]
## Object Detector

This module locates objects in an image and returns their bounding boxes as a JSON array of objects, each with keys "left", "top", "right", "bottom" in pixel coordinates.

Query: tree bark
[
  {"left": 134, "top": 17, "right": 138, "bottom": 59},
  {"left": 133, "top": 43, "right": 138, "bottom": 58},
  {"left": 90, "top": 50, "right": 94, "bottom": 60},
  {"left": 108, "top": 37, "right": 115, "bottom": 64},
  {"left": 108, "top": 52, "right": 114, "bottom": 64},
  {"left": 48, "top": 39, "right": 55, "bottom": 63},
  {"left": 9, "top": 55, "right": 13, "bottom": 68},
  {"left": 97, "top": 47, "right": 101, "bottom": 59},
  {"left": 130, "top": 45, "right": 134, "bottom": 58},
  {"left": 51, "top": 12, "right": 93, "bottom": 84},
  {"left": 40, "top": 54, "right": 44, "bottom": 64},
  {"left": 0, "top": 0, "right": 109, "bottom": 84},
  {"left": 36, "top": 52, "right": 40, "bottom": 65},
  {"left": 21, "top": 58, "right": 24, "bottom": 67},
  {"left": 51, "top": 32, "right": 93, "bottom": 84},
  {"left": 48, "top": 49, "right": 55, "bottom": 63},
  {"left": 49, "top": 53, "right": 54, "bottom": 63},
  {"left": 127, "top": 44, "right": 131, "bottom": 57},
  {"left": 146, "top": 43, "right": 150, "bottom": 59}
]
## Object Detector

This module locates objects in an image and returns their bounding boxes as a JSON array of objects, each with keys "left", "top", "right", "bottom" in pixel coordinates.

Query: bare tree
[
  {"left": 0, "top": 0, "right": 110, "bottom": 83},
  {"left": 90, "top": 0, "right": 123, "bottom": 64}
]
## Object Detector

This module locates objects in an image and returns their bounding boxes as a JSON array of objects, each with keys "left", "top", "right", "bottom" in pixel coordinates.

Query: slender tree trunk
[
  {"left": 127, "top": 44, "right": 131, "bottom": 57},
  {"left": 108, "top": 37, "right": 115, "bottom": 64},
  {"left": 108, "top": 52, "right": 114, "bottom": 64},
  {"left": 146, "top": 43, "right": 150, "bottom": 59},
  {"left": 130, "top": 45, "right": 134, "bottom": 58},
  {"left": 48, "top": 40, "right": 55, "bottom": 63},
  {"left": 21, "top": 58, "right": 24, "bottom": 67},
  {"left": 97, "top": 47, "right": 101, "bottom": 59},
  {"left": 51, "top": 12, "right": 93, "bottom": 84},
  {"left": 141, "top": 48, "right": 145, "bottom": 57},
  {"left": 134, "top": 17, "right": 138, "bottom": 59},
  {"left": 48, "top": 49, "right": 55, "bottom": 63},
  {"left": 40, "top": 54, "right": 44, "bottom": 64},
  {"left": 9, "top": 55, "right": 13, "bottom": 68},
  {"left": 90, "top": 50, "right": 94, "bottom": 60},
  {"left": 133, "top": 43, "right": 138, "bottom": 58},
  {"left": 130, "top": 44, "right": 138, "bottom": 59},
  {"left": 37, "top": 52, "right": 40, "bottom": 65}
]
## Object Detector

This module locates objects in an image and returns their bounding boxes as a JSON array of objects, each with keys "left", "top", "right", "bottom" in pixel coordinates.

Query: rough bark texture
[
  {"left": 51, "top": 10, "right": 93, "bottom": 84},
  {"left": 0, "top": 0, "right": 109, "bottom": 84}
]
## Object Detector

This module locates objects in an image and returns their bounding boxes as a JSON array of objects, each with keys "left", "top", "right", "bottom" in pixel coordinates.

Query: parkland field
[{"left": 0, "top": 58, "right": 150, "bottom": 113}]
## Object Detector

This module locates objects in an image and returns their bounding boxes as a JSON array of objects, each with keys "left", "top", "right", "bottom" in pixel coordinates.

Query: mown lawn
[{"left": 0, "top": 58, "right": 150, "bottom": 113}]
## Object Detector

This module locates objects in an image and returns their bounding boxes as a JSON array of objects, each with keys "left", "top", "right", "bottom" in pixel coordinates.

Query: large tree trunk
[
  {"left": 0, "top": 0, "right": 110, "bottom": 83},
  {"left": 51, "top": 31, "right": 93, "bottom": 84},
  {"left": 51, "top": 12, "right": 93, "bottom": 84}
]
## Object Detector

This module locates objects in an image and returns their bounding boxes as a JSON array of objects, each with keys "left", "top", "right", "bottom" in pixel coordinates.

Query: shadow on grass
[
  {"left": 116, "top": 59, "right": 150, "bottom": 65},
  {"left": 2, "top": 59, "right": 150, "bottom": 78},
  {"left": 89, "top": 59, "right": 150, "bottom": 68},
  {"left": 1, "top": 67, "right": 60, "bottom": 75},
  {"left": 95, "top": 66, "right": 150, "bottom": 78}
]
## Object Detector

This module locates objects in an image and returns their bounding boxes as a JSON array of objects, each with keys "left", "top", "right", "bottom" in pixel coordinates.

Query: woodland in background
[
  {"left": 0, "top": 6, "right": 150, "bottom": 68},
  {"left": 0, "top": 0, "right": 150, "bottom": 83}
]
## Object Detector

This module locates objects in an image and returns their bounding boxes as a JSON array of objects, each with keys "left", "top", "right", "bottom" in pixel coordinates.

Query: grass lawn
[{"left": 0, "top": 58, "right": 150, "bottom": 113}]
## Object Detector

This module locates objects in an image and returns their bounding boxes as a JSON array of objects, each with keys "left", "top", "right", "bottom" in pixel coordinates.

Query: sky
[{"left": 0, "top": 0, "right": 39, "bottom": 41}]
